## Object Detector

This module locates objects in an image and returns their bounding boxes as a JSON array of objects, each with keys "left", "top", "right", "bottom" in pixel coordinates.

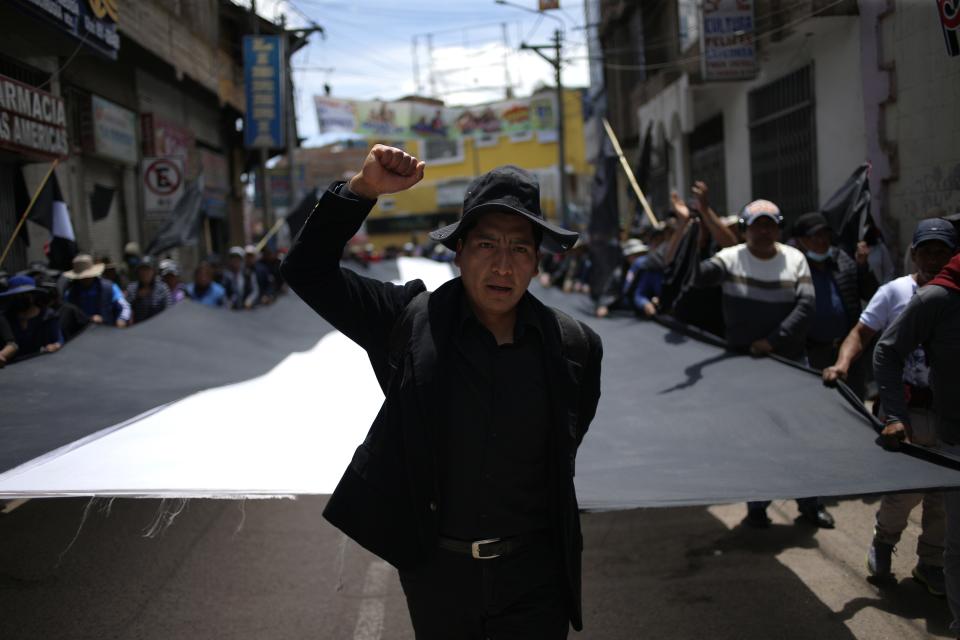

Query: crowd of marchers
[
  {"left": 0, "top": 243, "right": 285, "bottom": 368},
  {"left": 543, "top": 180, "right": 960, "bottom": 601}
]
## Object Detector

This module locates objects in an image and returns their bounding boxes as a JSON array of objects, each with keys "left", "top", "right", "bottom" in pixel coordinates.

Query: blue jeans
[{"left": 748, "top": 497, "right": 821, "bottom": 513}]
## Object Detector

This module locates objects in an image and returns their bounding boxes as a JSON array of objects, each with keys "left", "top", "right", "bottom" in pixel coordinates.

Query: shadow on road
[{"left": 581, "top": 507, "right": 853, "bottom": 639}]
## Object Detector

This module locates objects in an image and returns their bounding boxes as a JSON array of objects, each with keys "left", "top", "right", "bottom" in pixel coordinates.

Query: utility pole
[
  {"left": 521, "top": 29, "right": 567, "bottom": 227},
  {"left": 281, "top": 17, "right": 323, "bottom": 223},
  {"left": 501, "top": 23, "right": 513, "bottom": 99},
  {"left": 250, "top": 0, "right": 273, "bottom": 238},
  {"left": 426, "top": 34, "right": 437, "bottom": 98},
  {"left": 412, "top": 36, "right": 422, "bottom": 94}
]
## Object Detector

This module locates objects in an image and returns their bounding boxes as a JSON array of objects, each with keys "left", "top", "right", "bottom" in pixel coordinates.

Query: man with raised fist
[{"left": 281, "top": 145, "right": 603, "bottom": 639}]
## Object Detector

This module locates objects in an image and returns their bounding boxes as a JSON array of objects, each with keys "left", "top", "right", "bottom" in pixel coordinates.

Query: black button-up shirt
[{"left": 439, "top": 293, "right": 552, "bottom": 540}]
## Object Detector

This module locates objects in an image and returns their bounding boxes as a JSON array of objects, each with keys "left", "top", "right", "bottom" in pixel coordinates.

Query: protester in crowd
[
  {"left": 125, "top": 256, "right": 173, "bottom": 324},
  {"left": 63, "top": 254, "right": 131, "bottom": 328},
  {"left": 595, "top": 238, "right": 656, "bottom": 318},
  {"left": 245, "top": 244, "right": 275, "bottom": 305},
  {"left": 94, "top": 256, "right": 122, "bottom": 286},
  {"left": 792, "top": 211, "right": 878, "bottom": 398},
  {"left": 666, "top": 182, "right": 738, "bottom": 337},
  {"left": 120, "top": 241, "right": 142, "bottom": 287},
  {"left": 24, "top": 266, "right": 89, "bottom": 342},
  {"left": 626, "top": 242, "right": 665, "bottom": 319},
  {"left": 159, "top": 259, "right": 187, "bottom": 304},
  {"left": 822, "top": 219, "right": 957, "bottom": 594},
  {"left": 0, "top": 275, "right": 64, "bottom": 367},
  {"left": 223, "top": 246, "right": 260, "bottom": 310},
  {"left": 260, "top": 246, "right": 285, "bottom": 295},
  {"left": 874, "top": 239, "right": 960, "bottom": 620},
  {"left": 667, "top": 197, "right": 833, "bottom": 529},
  {"left": 863, "top": 225, "right": 896, "bottom": 286},
  {"left": 186, "top": 262, "right": 227, "bottom": 307}
]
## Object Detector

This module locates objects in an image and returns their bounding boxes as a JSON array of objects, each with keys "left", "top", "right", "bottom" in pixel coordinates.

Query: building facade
[
  {"left": 595, "top": 0, "right": 959, "bottom": 259},
  {"left": 365, "top": 88, "right": 591, "bottom": 250},
  {"left": 0, "top": 0, "right": 284, "bottom": 275}
]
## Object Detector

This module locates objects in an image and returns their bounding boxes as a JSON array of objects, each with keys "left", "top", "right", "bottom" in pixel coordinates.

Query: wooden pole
[
  {"left": 254, "top": 216, "right": 286, "bottom": 254},
  {"left": 0, "top": 158, "right": 60, "bottom": 268},
  {"left": 601, "top": 118, "right": 660, "bottom": 229}
]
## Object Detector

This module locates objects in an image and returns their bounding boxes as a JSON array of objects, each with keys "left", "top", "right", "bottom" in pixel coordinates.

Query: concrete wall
[
  {"left": 638, "top": 17, "right": 867, "bottom": 216},
  {"left": 880, "top": 0, "right": 960, "bottom": 251},
  {"left": 719, "top": 17, "right": 866, "bottom": 212}
]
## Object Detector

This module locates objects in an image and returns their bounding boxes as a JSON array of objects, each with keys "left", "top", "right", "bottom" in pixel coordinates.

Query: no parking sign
[{"left": 142, "top": 156, "right": 184, "bottom": 214}]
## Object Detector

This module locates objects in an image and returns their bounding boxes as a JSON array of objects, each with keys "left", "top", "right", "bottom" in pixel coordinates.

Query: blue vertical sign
[{"left": 243, "top": 35, "right": 285, "bottom": 148}]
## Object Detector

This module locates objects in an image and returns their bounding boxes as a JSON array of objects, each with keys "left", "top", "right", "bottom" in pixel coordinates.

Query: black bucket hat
[{"left": 429, "top": 165, "right": 579, "bottom": 253}]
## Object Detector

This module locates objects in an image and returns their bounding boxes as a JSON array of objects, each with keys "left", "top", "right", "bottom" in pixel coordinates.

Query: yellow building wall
[{"left": 368, "top": 89, "right": 589, "bottom": 249}]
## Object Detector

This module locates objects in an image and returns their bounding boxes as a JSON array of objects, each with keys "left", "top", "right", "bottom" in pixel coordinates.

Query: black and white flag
[{"left": 17, "top": 167, "right": 78, "bottom": 272}]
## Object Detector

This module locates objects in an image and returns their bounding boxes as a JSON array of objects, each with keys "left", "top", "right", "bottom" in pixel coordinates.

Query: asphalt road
[{"left": 0, "top": 494, "right": 952, "bottom": 639}]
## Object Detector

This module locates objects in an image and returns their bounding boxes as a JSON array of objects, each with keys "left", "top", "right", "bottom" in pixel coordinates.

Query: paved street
[{"left": 0, "top": 494, "right": 951, "bottom": 639}]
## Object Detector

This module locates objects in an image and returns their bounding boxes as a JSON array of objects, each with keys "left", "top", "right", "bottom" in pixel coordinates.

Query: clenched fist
[{"left": 348, "top": 145, "right": 426, "bottom": 200}]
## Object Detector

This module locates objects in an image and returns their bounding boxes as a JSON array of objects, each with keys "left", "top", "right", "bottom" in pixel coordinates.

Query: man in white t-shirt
[{"left": 823, "top": 218, "right": 959, "bottom": 595}]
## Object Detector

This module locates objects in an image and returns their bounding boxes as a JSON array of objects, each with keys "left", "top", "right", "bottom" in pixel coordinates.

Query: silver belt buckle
[{"left": 471, "top": 538, "right": 502, "bottom": 560}]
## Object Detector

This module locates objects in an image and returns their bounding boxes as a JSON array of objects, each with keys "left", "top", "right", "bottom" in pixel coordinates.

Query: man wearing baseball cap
[
  {"left": 668, "top": 197, "right": 833, "bottom": 529},
  {"left": 281, "top": 145, "right": 602, "bottom": 638},
  {"left": 874, "top": 218, "right": 960, "bottom": 617},
  {"left": 824, "top": 217, "right": 958, "bottom": 595}
]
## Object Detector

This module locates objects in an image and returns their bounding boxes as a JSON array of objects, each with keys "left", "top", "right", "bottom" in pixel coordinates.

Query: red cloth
[{"left": 928, "top": 254, "right": 960, "bottom": 292}]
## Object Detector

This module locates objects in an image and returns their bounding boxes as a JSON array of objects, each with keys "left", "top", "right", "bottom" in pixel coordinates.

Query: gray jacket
[{"left": 874, "top": 284, "right": 960, "bottom": 443}]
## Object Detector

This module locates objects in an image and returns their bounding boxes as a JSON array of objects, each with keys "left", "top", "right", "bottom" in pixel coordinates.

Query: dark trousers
[
  {"left": 398, "top": 544, "right": 569, "bottom": 640},
  {"left": 749, "top": 497, "right": 821, "bottom": 513}
]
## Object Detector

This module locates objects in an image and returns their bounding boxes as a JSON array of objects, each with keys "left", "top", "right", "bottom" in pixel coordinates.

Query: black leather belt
[{"left": 438, "top": 531, "right": 548, "bottom": 560}]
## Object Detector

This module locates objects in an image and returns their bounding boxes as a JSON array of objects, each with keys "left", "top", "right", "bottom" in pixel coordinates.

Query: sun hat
[
  {"left": 0, "top": 274, "right": 39, "bottom": 298},
  {"left": 63, "top": 254, "right": 105, "bottom": 280},
  {"left": 429, "top": 165, "right": 579, "bottom": 253},
  {"left": 622, "top": 238, "right": 649, "bottom": 257}
]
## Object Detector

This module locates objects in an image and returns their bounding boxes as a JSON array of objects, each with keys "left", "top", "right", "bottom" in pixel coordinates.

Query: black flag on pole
[
  {"left": 587, "top": 122, "right": 622, "bottom": 300},
  {"left": 17, "top": 168, "right": 78, "bottom": 271},
  {"left": 144, "top": 180, "right": 204, "bottom": 256},
  {"left": 819, "top": 163, "right": 872, "bottom": 260}
]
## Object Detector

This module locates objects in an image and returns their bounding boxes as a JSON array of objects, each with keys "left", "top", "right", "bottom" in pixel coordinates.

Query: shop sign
[
  {"left": 243, "top": 35, "right": 285, "bottom": 148},
  {"left": 0, "top": 74, "right": 68, "bottom": 159},
  {"left": 92, "top": 95, "right": 137, "bottom": 165},
  {"left": 701, "top": 0, "right": 757, "bottom": 81},
  {"left": 199, "top": 149, "right": 229, "bottom": 219},
  {"left": 12, "top": 0, "right": 120, "bottom": 60}
]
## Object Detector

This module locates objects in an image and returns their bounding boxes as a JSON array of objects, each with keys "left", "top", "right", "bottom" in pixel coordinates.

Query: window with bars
[
  {"left": 689, "top": 115, "right": 728, "bottom": 215},
  {"left": 748, "top": 65, "right": 817, "bottom": 223}
]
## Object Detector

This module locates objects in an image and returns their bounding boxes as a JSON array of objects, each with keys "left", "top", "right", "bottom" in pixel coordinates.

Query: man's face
[
  {"left": 137, "top": 266, "right": 155, "bottom": 285},
  {"left": 455, "top": 211, "right": 539, "bottom": 318},
  {"left": 227, "top": 256, "right": 242, "bottom": 272},
  {"left": 745, "top": 216, "right": 780, "bottom": 251},
  {"left": 797, "top": 228, "right": 831, "bottom": 255},
  {"left": 195, "top": 266, "right": 212, "bottom": 287},
  {"left": 244, "top": 253, "right": 257, "bottom": 267},
  {"left": 912, "top": 240, "right": 955, "bottom": 282}
]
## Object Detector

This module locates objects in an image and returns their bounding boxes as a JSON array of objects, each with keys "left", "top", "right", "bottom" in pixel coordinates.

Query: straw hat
[{"left": 63, "top": 254, "right": 105, "bottom": 280}]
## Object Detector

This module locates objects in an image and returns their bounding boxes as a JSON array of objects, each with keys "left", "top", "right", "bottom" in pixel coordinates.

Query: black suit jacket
[{"left": 280, "top": 183, "right": 603, "bottom": 630}]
